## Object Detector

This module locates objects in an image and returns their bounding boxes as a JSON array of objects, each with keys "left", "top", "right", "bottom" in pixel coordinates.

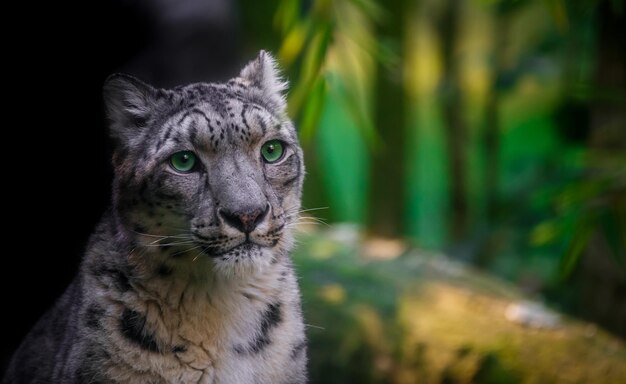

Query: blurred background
[{"left": 3, "top": 0, "right": 625, "bottom": 382}]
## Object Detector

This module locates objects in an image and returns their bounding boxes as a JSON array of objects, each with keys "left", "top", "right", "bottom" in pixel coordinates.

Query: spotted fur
[{"left": 3, "top": 51, "right": 307, "bottom": 384}]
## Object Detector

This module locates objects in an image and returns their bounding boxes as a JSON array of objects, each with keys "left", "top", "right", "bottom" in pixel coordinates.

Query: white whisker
[
  {"left": 297, "top": 207, "right": 329, "bottom": 213},
  {"left": 141, "top": 241, "right": 198, "bottom": 247},
  {"left": 170, "top": 245, "right": 203, "bottom": 257}
]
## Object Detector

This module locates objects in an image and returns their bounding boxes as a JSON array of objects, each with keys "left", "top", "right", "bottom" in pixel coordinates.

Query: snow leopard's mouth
[
  {"left": 192, "top": 223, "right": 284, "bottom": 260},
  {"left": 198, "top": 239, "right": 263, "bottom": 258}
]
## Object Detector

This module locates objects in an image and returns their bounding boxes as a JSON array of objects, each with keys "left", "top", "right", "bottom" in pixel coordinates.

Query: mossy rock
[{"left": 293, "top": 230, "right": 626, "bottom": 384}]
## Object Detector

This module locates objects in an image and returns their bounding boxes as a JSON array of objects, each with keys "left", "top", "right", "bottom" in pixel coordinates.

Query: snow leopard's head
[{"left": 103, "top": 51, "right": 303, "bottom": 275}]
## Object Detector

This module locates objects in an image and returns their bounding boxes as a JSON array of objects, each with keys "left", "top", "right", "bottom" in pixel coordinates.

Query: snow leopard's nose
[{"left": 219, "top": 204, "right": 269, "bottom": 233}]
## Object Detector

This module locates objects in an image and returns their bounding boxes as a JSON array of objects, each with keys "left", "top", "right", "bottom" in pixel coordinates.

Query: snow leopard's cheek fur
[{"left": 109, "top": 75, "right": 304, "bottom": 270}]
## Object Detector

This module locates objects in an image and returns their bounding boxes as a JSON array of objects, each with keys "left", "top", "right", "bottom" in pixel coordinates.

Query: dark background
[{"left": 2, "top": 0, "right": 240, "bottom": 371}]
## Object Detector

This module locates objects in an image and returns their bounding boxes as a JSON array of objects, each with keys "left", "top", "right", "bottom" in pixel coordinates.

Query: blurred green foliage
[{"left": 240, "top": 0, "right": 626, "bottom": 337}]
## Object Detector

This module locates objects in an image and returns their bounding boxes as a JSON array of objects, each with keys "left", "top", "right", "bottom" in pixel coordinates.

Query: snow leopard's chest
[{"left": 86, "top": 265, "right": 306, "bottom": 384}]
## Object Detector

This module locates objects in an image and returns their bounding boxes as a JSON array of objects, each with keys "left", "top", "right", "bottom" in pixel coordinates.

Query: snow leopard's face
[{"left": 104, "top": 52, "right": 304, "bottom": 274}]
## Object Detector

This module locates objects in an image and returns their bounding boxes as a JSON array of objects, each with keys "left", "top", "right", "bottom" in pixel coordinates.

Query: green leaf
[
  {"left": 301, "top": 21, "right": 332, "bottom": 84},
  {"left": 530, "top": 221, "right": 561, "bottom": 246},
  {"left": 278, "top": 20, "right": 312, "bottom": 68},
  {"left": 287, "top": 21, "right": 332, "bottom": 118},
  {"left": 274, "top": 0, "right": 300, "bottom": 35},
  {"left": 299, "top": 75, "right": 328, "bottom": 143},
  {"left": 600, "top": 202, "right": 626, "bottom": 271},
  {"left": 347, "top": 0, "right": 386, "bottom": 22},
  {"left": 559, "top": 217, "right": 594, "bottom": 279}
]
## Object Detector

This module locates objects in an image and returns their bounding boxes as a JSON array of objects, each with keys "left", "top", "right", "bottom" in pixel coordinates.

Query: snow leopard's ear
[
  {"left": 239, "top": 50, "right": 288, "bottom": 114},
  {"left": 103, "top": 73, "right": 163, "bottom": 148}
]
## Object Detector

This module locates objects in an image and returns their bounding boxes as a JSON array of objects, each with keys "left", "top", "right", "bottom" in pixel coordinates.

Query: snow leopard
[{"left": 3, "top": 51, "right": 307, "bottom": 384}]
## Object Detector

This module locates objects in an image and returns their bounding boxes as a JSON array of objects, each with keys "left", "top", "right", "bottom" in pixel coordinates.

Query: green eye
[
  {"left": 169, "top": 151, "right": 197, "bottom": 173},
  {"left": 261, "top": 140, "right": 285, "bottom": 163}
]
